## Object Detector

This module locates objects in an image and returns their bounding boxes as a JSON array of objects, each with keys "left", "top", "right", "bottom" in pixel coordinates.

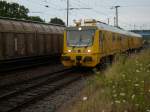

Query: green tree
[
  {"left": 28, "top": 16, "right": 44, "bottom": 22},
  {"left": 50, "top": 17, "right": 65, "bottom": 26},
  {"left": 0, "top": 1, "right": 44, "bottom": 22},
  {"left": 0, "top": 1, "right": 29, "bottom": 19}
]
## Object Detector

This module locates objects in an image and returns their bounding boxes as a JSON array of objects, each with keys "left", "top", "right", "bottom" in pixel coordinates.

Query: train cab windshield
[{"left": 67, "top": 30, "right": 95, "bottom": 47}]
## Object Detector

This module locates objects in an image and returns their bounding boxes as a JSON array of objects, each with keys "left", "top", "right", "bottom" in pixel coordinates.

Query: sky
[{"left": 2, "top": 0, "right": 150, "bottom": 30}]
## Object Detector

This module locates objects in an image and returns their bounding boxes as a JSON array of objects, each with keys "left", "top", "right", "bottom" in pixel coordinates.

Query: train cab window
[{"left": 67, "top": 29, "right": 95, "bottom": 47}]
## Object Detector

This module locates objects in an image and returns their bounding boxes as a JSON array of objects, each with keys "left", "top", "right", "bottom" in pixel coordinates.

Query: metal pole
[
  {"left": 115, "top": 6, "right": 120, "bottom": 27},
  {"left": 66, "top": 0, "right": 91, "bottom": 26},
  {"left": 115, "top": 6, "right": 118, "bottom": 27},
  {"left": 107, "top": 18, "right": 110, "bottom": 25},
  {"left": 114, "top": 17, "right": 116, "bottom": 26},
  {"left": 67, "top": 0, "right": 69, "bottom": 26}
]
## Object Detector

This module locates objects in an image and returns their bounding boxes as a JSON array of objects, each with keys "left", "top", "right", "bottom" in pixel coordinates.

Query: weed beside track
[{"left": 65, "top": 49, "right": 150, "bottom": 112}]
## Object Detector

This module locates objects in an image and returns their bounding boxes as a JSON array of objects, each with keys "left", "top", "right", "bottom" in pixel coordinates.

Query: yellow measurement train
[{"left": 62, "top": 19, "right": 143, "bottom": 67}]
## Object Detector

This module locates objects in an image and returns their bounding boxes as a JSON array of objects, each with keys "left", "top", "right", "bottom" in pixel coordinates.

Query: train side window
[
  {"left": 117, "top": 35, "right": 119, "bottom": 41},
  {"left": 99, "top": 31, "right": 103, "bottom": 46},
  {"left": 116, "top": 35, "right": 118, "bottom": 41},
  {"left": 103, "top": 33, "right": 105, "bottom": 41},
  {"left": 118, "top": 36, "right": 120, "bottom": 41},
  {"left": 112, "top": 33, "right": 115, "bottom": 42},
  {"left": 14, "top": 38, "right": 18, "bottom": 51},
  {"left": 120, "top": 36, "right": 122, "bottom": 41}
]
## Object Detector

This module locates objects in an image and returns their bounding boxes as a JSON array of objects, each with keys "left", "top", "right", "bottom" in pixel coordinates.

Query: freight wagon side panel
[
  {"left": 5, "top": 33, "right": 16, "bottom": 59},
  {"left": 45, "top": 35, "right": 52, "bottom": 54},
  {"left": 57, "top": 34, "right": 61, "bottom": 54},
  {"left": 37, "top": 34, "right": 45, "bottom": 55},
  {"left": 50, "top": 34, "right": 54, "bottom": 54},
  {"left": 0, "top": 33, "right": 4, "bottom": 60},
  {"left": 57, "top": 35, "right": 61, "bottom": 54},
  {"left": 59, "top": 34, "right": 63, "bottom": 53},
  {"left": 16, "top": 34, "right": 26, "bottom": 57},
  {"left": 26, "top": 34, "right": 35, "bottom": 56},
  {"left": 52, "top": 34, "right": 58, "bottom": 55}
]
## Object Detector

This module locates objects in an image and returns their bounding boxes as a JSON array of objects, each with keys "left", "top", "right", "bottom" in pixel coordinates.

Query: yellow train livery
[{"left": 62, "top": 19, "right": 143, "bottom": 67}]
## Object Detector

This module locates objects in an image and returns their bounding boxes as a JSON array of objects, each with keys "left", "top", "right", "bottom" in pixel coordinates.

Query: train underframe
[
  {"left": 62, "top": 53, "right": 98, "bottom": 67},
  {"left": 62, "top": 47, "right": 143, "bottom": 68}
]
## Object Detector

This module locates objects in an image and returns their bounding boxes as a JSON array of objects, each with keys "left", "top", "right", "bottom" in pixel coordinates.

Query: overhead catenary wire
[
  {"left": 22, "top": 0, "right": 66, "bottom": 21},
  {"left": 10, "top": 0, "right": 149, "bottom": 30},
  {"left": 71, "top": 0, "right": 111, "bottom": 19}
]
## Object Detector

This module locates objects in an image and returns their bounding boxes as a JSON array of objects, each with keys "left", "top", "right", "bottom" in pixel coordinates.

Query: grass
[{"left": 68, "top": 49, "right": 150, "bottom": 112}]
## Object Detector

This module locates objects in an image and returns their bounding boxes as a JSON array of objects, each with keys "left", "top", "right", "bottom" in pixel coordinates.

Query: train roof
[
  {"left": 96, "top": 22, "right": 142, "bottom": 38},
  {"left": 0, "top": 16, "right": 65, "bottom": 27},
  {"left": 68, "top": 20, "right": 142, "bottom": 38},
  {"left": 0, "top": 17, "right": 65, "bottom": 33}
]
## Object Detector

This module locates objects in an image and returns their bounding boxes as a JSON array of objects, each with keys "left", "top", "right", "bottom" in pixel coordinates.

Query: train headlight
[
  {"left": 78, "top": 27, "right": 82, "bottom": 31},
  {"left": 68, "top": 50, "right": 72, "bottom": 52},
  {"left": 87, "top": 50, "right": 91, "bottom": 53}
]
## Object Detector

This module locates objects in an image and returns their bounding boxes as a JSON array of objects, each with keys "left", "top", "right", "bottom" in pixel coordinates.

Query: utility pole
[
  {"left": 115, "top": 6, "right": 120, "bottom": 27},
  {"left": 66, "top": 0, "right": 91, "bottom": 26},
  {"left": 111, "top": 5, "right": 120, "bottom": 27},
  {"left": 114, "top": 17, "right": 116, "bottom": 26},
  {"left": 67, "top": 0, "right": 69, "bottom": 26},
  {"left": 134, "top": 24, "right": 136, "bottom": 30},
  {"left": 107, "top": 18, "right": 110, "bottom": 25}
]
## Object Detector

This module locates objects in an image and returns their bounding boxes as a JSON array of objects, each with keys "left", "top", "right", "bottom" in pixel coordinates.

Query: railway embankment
[{"left": 58, "top": 49, "right": 150, "bottom": 112}]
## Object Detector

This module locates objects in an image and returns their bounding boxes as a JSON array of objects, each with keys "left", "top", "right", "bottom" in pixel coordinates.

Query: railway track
[
  {"left": 0, "top": 55, "right": 60, "bottom": 72},
  {"left": 0, "top": 68, "right": 80, "bottom": 112}
]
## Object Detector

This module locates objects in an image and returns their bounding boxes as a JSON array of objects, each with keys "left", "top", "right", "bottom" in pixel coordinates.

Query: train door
[
  {"left": 0, "top": 33, "right": 3, "bottom": 59},
  {"left": 99, "top": 31, "right": 103, "bottom": 53},
  {"left": 15, "top": 33, "right": 26, "bottom": 57},
  {"left": 112, "top": 33, "right": 116, "bottom": 51},
  {"left": 26, "top": 33, "right": 35, "bottom": 56},
  {"left": 0, "top": 33, "right": 4, "bottom": 60}
]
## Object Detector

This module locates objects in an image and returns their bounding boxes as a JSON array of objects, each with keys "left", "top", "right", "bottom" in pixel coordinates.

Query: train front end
[{"left": 62, "top": 23, "right": 99, "bottom": 67}]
